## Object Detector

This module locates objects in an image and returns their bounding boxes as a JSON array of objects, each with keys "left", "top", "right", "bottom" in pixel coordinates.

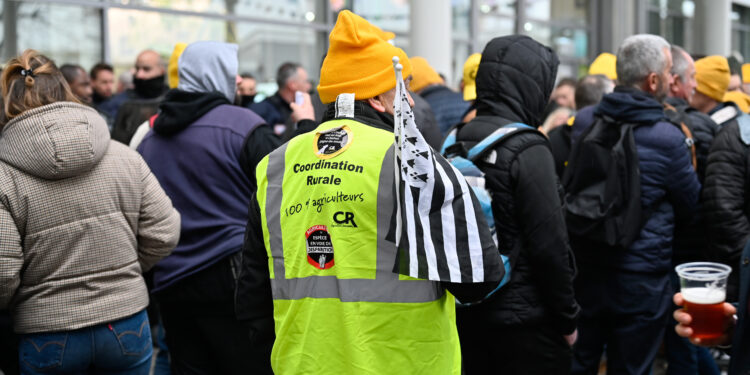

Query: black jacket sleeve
[
  {"left": 239, "top": 124, "right": 281, "bottom": 184},
  {"left": 235, "top": 195, "right": 274, "bottom": 322},
  {"left": 234, "top": 195, "right": 275, "bottom": 374},
  {"left": 703, "top": 122, "right": 750, "bottom": 276},
  {"left": 513, "top": 143, "right": 580, "bottom": 335}
]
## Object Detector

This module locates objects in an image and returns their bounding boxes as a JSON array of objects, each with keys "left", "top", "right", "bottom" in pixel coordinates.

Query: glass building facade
[{"left": 1, "top": 0, "right": 749, "bottom": 90}]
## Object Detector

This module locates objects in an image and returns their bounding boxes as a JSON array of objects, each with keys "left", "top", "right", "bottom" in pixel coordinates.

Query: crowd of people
[{"left": 1, "top": 8, "right": 750, "bottom": 375}]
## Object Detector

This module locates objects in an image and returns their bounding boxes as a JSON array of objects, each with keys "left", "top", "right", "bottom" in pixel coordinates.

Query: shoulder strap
[
  {"left": 466, "top": 123, "right": 536, "bottom": 162},
  {"left": 440, "top": 123, "right": 464, "bottom": 154},
  {"left": 664, "top": 103, "right": 697, "bottom": 170}
]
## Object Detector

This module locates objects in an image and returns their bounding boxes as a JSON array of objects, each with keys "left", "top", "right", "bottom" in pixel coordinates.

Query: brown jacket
[{"left": 0, "top": 102, "right": 180, "bottom": 333}]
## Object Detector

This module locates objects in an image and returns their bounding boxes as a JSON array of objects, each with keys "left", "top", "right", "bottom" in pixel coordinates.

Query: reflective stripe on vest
[{"left": 257, "top": 119, "right": 443, "bottom": 303}]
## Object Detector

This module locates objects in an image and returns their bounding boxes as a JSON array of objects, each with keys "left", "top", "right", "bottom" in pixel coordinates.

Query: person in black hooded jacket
[{"left": 454, "top": 35, "right": 580, "bottom": 374}]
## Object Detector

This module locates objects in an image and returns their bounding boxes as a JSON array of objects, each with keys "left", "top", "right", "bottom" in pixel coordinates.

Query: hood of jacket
[
  {"left": 0, "top": 102, "right": 110, "bottom": 180},
  {"left": 177, "top": 41, "right": 238, "bottom": 103},
  {"left": 475, "top": 35, "right": 559, "bottom": 126},
  {"left": 595, "top": 86, "right": 667, "bottom": 124}
]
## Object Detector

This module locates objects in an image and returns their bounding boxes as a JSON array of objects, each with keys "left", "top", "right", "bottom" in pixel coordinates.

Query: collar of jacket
[
  {"left": 152, "top": 89, "right": 231, "bottom": 136},
  {"left": 595, "top": 86, "right": 668, "bottom": 124},
  {"left": 321, "top": 100, "right": 395, "bottom": 132}
]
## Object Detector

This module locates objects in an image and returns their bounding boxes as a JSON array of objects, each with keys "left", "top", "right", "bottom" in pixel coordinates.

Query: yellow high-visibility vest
[{"left": 256, "top": 118, "right": 461, "bottom": 375}]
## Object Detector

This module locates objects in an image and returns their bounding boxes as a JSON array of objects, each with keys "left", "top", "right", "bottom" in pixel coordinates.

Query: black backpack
[{"left": 562, "top": 115, "right": 643, "bottom": 249}]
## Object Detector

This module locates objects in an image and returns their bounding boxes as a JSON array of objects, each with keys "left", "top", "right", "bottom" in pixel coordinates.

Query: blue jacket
[
  {"left": 249, "top": 92, "right": 291, "bottom": 127},
  {"left": 138, "top": 103, "right": 266, "bottom": 292},
  {"left": 419, "top": 85, "right": 471, "bottom": 135},
  {"left": 731, "top": 241, "right": 750, "bottom": 375},
  {"left": 573, "top": 88, "right": 701, "bottom": 274}
]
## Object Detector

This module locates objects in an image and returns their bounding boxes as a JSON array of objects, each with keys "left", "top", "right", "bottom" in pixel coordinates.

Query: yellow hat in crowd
[
  {"left": 462, "top": 53, "right": 481, "bottom": 101},
  {"left": 742, "top": 63, "right": 750, "bottom": 84},
  {"left": 168, "top": 43, "right": 188, "bottom": 89},
  {"left": 409, "top": 57, "right": 443, "bottom": 93},
  {"left": 695, "top": 55, "right": 730, "bottom": 102},
  {"left": 317, "top": 10, "right": 412, "bottom": 104},
  {"left": 723, "top": 90, "right": 750, "bottom": 113},
  {"left": 589, "top": 52, "right": 617, "bottom": 81}
]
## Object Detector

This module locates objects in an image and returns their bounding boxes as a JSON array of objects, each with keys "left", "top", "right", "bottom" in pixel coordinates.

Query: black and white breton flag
[{"left": 391, "top": 57, "right": 504, "bottom": 283}]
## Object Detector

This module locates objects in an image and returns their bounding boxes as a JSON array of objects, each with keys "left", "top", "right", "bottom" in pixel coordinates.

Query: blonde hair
[{"left": 1, "top": 49, "right": 78, "bottom": 124}]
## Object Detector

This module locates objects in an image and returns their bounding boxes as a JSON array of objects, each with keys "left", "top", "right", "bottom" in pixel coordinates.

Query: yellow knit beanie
[
  {"left": 317, "top": 10, "right": 412, "bottom": 104},
  {"left": 723, "top": 90, "right": 750, "bottom": 113},
  {"left": 410, "top": 57, "right": 443, "bottom": 93},
  {"left": 168, "top": 43, "right": 187, "bottom": 89},
  {"left": 462, "top": 53, "right": 481, "bottom": 101},
  {"left": 589, "top": 53, "right": 617, "bottom": 81},
  {"left": 695, "top": 55, "right": 730, "bottom": 102}
]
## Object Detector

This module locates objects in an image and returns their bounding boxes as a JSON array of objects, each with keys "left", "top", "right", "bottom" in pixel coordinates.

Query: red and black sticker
[{"left": 305, "top": 225, "right": 334, "bottom": 269}]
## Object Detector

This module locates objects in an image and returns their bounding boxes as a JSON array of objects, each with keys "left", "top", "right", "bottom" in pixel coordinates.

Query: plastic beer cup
[{"left": 675, "top": 262, "right": 732, "bottom": 340}]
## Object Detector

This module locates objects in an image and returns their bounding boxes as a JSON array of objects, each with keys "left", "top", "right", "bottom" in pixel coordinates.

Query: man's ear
[
  {"left": 645, "top": 72, "right": 659, "bottom": 93},
  {"left": 367, "top": 96, "right": 387, "bottom": 113}
]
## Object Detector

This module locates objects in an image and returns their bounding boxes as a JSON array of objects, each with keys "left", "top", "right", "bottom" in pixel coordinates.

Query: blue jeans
[{"left": 19, "top": 310, "right": 152, "bottom": 375}]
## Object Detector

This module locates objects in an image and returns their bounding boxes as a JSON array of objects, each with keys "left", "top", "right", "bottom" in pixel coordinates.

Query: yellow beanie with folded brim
[
  {"left": 318, "top": 10, "right": 412, "bottom": 104},
  {"left": 410, "top": 57, "right": 443, "bottom": 93},
  {"left": 695, "top": 55, "right": 730, "bottom": 102},
  {"left": 462, "top": 53, "right": 481, "bottom": 101},
  {"left": 724, "top": 90, "right": 750, "bottom": 113},
  {"left": 589, "top": 53, "right": 617, "bottom": 81},
  {"left": 168, "top": 43, "right": 187, "bottom": 89}
]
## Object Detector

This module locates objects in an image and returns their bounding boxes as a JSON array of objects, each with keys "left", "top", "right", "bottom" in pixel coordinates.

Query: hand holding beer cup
[{"left": 673, "top": 262, "right": 736, "bottom": 346}]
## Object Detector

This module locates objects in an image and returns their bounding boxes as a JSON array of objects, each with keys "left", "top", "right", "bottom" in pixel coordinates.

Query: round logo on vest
[
  {"left": 314, "top": 125, "right": 352, "bottom": 160},
  {"left": 305, "top": 225, "right": 335, "bottom": 269}
]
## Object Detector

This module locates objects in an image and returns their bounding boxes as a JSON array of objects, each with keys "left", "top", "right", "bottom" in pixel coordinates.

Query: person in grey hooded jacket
[
  {"left": 0, "top": 50, "right": 180, "bottom": 374},
  {"left": 138, "top": 41, "right": 277, "bottom": 375}
]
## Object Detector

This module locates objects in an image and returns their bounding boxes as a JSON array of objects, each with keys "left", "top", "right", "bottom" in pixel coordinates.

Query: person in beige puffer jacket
[{"left": 0, "top": 50, "right": 180, "bottom": 374}]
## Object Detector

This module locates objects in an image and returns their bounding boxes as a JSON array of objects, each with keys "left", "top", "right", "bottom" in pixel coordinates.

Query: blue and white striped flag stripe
[{"left": 392, "top": 57, "right": 503, "bottom": 283}]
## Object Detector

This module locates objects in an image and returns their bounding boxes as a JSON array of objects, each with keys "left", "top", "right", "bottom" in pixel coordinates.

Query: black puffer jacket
[
  {"left": 665, "top": 97, "right": 719, "bottom": 266},
  {"left": 665, "top": 96, "right": 718, "bottom": 182},
  {"left": 455, "top": 35, "right": 580, "bottom": 334},
  {"left": 703, "top": 119, "right": 750, "bottom": 301}
]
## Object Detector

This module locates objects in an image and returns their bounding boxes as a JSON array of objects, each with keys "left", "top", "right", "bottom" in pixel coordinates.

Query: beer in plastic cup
[{"left": 675, "top": 262, "right": 732, "bottom": 340}]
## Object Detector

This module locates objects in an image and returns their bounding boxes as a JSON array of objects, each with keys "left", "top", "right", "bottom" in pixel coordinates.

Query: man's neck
[{"left": 278, "top": 89, "right": 294, "bottom": 104}]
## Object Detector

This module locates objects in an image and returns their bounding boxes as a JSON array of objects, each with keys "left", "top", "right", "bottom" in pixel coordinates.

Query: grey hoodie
[
  {"left": 178, "top": 41, "right": 239, "bottom": 103},
  {"left": 0, "top": 102, "right": 181, "bottom": 333}
]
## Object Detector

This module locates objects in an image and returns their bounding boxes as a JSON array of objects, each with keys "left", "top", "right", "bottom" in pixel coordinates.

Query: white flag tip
[
  {"left": 392, "top": 56, "right": 400, "bottom": 65},
  {"left": 395, "top": 63, "right": 403, "bottom": 72}
]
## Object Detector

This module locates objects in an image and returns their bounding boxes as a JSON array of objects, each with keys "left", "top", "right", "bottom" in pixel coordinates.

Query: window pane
[
  {"left": 104, "top": 0, "right": 323, "bottom": 24},
  {"left": 452, "top": 0, "right": 471, "bottom": 40},
  {"left": 478, "top": 0, "right": 515, "bottom": 17},
  {"left": 477, "top": 16, "right": 514, "bottom": 52},
  {"left": 524, "top": 22, "right": 587, "bottom": 60},
  {"left": 351, "top": 0, "right": 409, "bottom": 34},
  {"left": 108, "top": 8, "right": 226, "bottom": 72},
  {"left": 524, "top": 0, "right": 587, "bottom": 27},
  {"left": 12, "top": 3, "right": 101, "bottom": 68},
  {"left": 236, "top": 22, "right": 326, "bottom": 89},
  {"left": 108, "top": 7, "right": 326, "bottom": 98},
  {"left": 648, "top": 10, "right": 661, "bottom": 35}
]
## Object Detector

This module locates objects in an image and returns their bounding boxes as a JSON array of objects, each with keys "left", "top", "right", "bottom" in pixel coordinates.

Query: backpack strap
[
  {"left": 466, "top": 123, "right": 536, "bottom": 162},
  {"left": 440, "top": 124, "right": 463, "bottom": 155},
  {"left": 664, "top": 102, "right": 697, "bottom": 171}
]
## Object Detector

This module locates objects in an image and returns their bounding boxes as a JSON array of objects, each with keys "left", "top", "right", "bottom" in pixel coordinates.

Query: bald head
[{"left": 134, "top": 50, "right": 166, "bottom": 80}]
